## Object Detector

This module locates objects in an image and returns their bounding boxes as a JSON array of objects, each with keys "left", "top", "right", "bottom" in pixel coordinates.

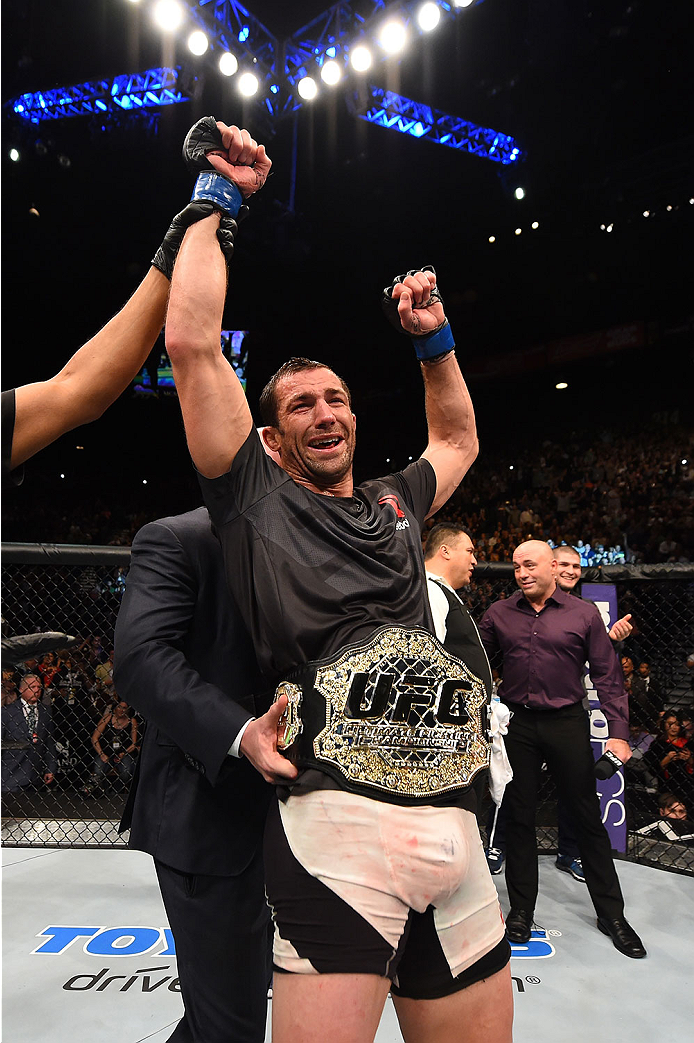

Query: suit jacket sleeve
[{"left": 113, "top": 519, "right": 254, "bottom": 786}]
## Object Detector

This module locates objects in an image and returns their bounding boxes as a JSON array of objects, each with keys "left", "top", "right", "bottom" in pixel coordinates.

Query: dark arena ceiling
[{"left": 2, "top": 0, "right": 693, "bottom": 489}]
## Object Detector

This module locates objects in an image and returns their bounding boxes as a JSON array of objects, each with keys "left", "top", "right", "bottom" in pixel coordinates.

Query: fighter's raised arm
[
  {"left": 165, "top": 120, "right": 271, "bottom": 478},
  {"left": 383, "top": 267, "right": 479, "bottom": 517},
  {"left": 3, "top": 123, "right": 248, "bottom": 479}
]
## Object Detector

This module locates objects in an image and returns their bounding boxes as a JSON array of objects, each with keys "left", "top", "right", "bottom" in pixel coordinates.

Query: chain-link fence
[
  {"left": 2, "top": 545, "right": 131, "bottom": 847},
  {"left": 2, "top": 546, "right": 693, "bottom": 874}
]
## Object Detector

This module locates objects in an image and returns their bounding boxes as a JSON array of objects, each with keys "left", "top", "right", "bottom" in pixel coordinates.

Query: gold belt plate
[{"left": 313, "top": 627, "right": 489, "bottom": 798}]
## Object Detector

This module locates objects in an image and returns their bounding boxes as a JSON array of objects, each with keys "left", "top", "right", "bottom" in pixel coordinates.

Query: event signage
[{"left": 580, "top": 583, "right": 627, "bottom": 853}]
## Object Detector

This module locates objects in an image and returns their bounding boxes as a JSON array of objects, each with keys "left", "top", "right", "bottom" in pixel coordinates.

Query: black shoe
[
  {"left": 596, "top": 917, "right": 647, "bottom": 959},
  {"left": 506, "top": 908, "right": 533, "bottom": 944}
]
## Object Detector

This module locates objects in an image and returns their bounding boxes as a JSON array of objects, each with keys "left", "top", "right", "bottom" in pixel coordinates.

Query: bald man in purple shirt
[{"left": 479, "top": 540, "right": 646, "bottom": 959}]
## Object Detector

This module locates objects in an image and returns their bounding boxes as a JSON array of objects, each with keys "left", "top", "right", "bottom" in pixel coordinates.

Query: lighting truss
[
  {"left": 285, "top": 1, "right": 386, "bottom": 87},
  {"left": 6, "top": 1, "right": 518, "bottom": 167},
  {"left": 10, "top": 68, "right": 189, "bottom": 124},
  {"left": 352, "top": 85, "right": 523, "bottom": 164}
]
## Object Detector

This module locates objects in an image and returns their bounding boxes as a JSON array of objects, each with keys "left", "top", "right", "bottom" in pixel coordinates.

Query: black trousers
[
  {"left": 155, "top": 847, "right": 272, "bottom": 1043},
  {"left": 487, "top": 792, "right": 579, "bottom": 860},
  {"left": 502, "top": 701, "right": 624, "bottom": 920}
]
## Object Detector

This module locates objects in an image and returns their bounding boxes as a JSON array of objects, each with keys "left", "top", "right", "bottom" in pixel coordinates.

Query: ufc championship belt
[{"left": 274, "top": 625, "right": 491, "bottom": 804}]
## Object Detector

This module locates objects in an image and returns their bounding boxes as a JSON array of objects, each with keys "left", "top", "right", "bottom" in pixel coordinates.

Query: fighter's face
[
  {"left": 268, "top": 368, "right": 356, "bottom": 487},
  {"left": 554, "top": 551, "right": 582, "bottom": 591}
]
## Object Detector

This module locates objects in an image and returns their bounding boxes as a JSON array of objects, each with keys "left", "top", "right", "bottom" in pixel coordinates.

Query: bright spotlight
[
  {"left": 488, "top": 235, "right": 496, "bottom": 243},
  {"left": 298, "top": 76, "right": 318, "bottom": 100},
  {"left": 417, "top": 3, "right": 441, "bottom": 32},
  {"left": 515, "top": 228, "right": 522, "bottom": 236},
  {"left": 555, "top": 382, "right": 568, "bottom": 390},
  {"left": 238, "top": 72, "right": 259, "bottom": 97},
  {"left": 219, "top": 51, "right": 238, "bottom": 77},
  {"left": 153, "top": 0, "right": 184, "bottom": 32},
  {"left": 9, "top": 148, "right": 20, "bottom": 162},
  {"left": 666, "top": 205, "right": 673, "bottom": 212},
  {"left": 681, "top": 458, "right": 688, "bottom": 465},
  {"left": 531, "top": 221, "right": 539, "bottom": 229},
  {"left": 188, "top": 31, "right": 209, "bottom": 56},
  {"left": 350, "top": 46, "right": 372, "bottom": 72},
  {"left": 379, "top": 20, "right": 408, "bottom": 54},
  {"left": 321, "top": 59, "right": 341, "bottom": 85},
  {"left": 454, "top": 0, "right": 475, "bottom": 6},
  {"left": 642, "top": 210, "right": 650, "bottom": 217},
  {"left": 514, "top": 186, "right": 525, "bottom": 200},
  {"left": 606, "top": 223, "right": 614, "bottom": 232}
]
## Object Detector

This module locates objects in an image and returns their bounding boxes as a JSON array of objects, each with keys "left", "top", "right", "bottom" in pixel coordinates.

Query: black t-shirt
[
  {"left": 1, "top": 389, "right": 23, "bottom": 488},
  {"left": 199, "top": 428, "right": 437, "bottom": 681}
]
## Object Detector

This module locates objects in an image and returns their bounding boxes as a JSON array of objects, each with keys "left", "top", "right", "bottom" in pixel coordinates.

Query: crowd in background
[
  {"left": 431, "top": 423, "right": 693, "bottom": 566},
  {"left": 3, "top": 422, "right": 693, "bottom": 563},
  {"left": 1, "top": 642, "right": 140, "bottom": 800}
]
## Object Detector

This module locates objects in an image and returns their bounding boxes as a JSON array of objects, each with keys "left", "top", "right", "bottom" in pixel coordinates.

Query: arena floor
[{"left": 2, "top": 842, "right": 692, "bottom": 1042}]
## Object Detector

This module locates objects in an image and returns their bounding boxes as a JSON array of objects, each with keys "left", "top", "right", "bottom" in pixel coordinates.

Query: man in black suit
[
  {"left": 114, "top": 507, "right": 274, "bottom": 1043},
  {"left": 1, "top": 673, "right": 57, "bottom": 794}
]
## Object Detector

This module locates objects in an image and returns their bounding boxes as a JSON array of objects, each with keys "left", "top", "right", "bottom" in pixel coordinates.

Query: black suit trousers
[
  {"left": 502, "top": 701, "right": 624, "bottom": 920},
  {"left": 156, "top": 847, "right": 272, "bottom": 1043}
]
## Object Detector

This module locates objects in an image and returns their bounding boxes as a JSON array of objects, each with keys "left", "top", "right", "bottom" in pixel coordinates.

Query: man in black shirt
[{"left": 165, "top": 122, "right": 512, "bottom": 1043}]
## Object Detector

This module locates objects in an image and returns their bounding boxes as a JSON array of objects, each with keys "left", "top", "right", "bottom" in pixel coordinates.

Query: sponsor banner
[{"left": 580, "top": 583, "right": 627, "bottom": 852}]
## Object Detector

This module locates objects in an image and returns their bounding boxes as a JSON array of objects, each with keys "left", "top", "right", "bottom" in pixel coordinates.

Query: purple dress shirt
[{"left": 479, "top": 585, "right": 629, "bottom": 740}]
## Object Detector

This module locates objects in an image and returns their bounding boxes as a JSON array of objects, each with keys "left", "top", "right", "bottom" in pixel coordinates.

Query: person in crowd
[
  {"left": 636, "top": 661, "right": 664, "bottom": 718},
  {"left": 2, "top": 668, "right": 18, "bottom": 707},
  {"left": 479, "top": 540, "right": 646, "bottom": 958},
  {"left": 679, "top": 706, "right": 694, "bottom": 743},
  {"left": 85, "top": 699, "right": 138, "bottom": 793},
  {"left": 1, "top": 673, "right": 57, "bottom": 795},
  {"left": 94, "top": 650, "right": 115, "bottom": 692},
  {"left": 635, "top": 792, "right": 694, "bottom": 844},
  {"left": 645, "top": 710, "right": 694, "bottom": 803},
  {"left": 621, "top": 656, "right": 651, "bottom": 726},
  {"left": 625, "top": 721, "right": 659, "bottom": 794},
  {"left": 37, "top": 651, "right": 62, "bottom": 691},
  {"left": 114, "top": 504, "right": 275, "bottom": 1043},
  {"left": 164, "top": 116, "right": 512, "bottom": 1043}
]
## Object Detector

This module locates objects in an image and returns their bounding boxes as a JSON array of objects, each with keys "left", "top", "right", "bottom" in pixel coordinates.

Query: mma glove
[
  {"left": 183, "top": 115, "right": 250, "bottom": 220},
  {"left": 152, "top": 201, "right": 238, "bottom": 280},
  {"left": 382, "top": 265, "right": 455, "bottom": 362}
]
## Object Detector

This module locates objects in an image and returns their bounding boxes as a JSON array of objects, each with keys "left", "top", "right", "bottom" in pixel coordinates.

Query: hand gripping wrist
[{"left": 153, "top": 200, "right": 238, "bottom": 279}]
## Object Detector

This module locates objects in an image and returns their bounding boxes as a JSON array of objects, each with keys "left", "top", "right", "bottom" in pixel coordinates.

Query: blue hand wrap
[
  {"left": 191, "top": 172, "right": 243, "bottom": 218},
  {"left": 411, "top": 321, "right": 455, "bottom": 361}
]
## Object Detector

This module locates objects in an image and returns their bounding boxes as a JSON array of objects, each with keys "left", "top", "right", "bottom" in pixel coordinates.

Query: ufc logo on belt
[{"left": 345, "top": 671, "right": 472, "bottom": 727}]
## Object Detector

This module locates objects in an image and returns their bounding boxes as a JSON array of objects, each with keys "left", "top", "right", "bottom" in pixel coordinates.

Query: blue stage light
[
  {"left": 8, "top": 68, "right": 189, "bottom": 124},
  {"left": 355, "top": 87, "right": 524, "bottom": 164}
]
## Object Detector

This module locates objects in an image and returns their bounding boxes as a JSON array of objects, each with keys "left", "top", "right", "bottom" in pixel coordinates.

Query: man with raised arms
[{"left": 165, "top": 118, "right": 512, "bottom": 1043}]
